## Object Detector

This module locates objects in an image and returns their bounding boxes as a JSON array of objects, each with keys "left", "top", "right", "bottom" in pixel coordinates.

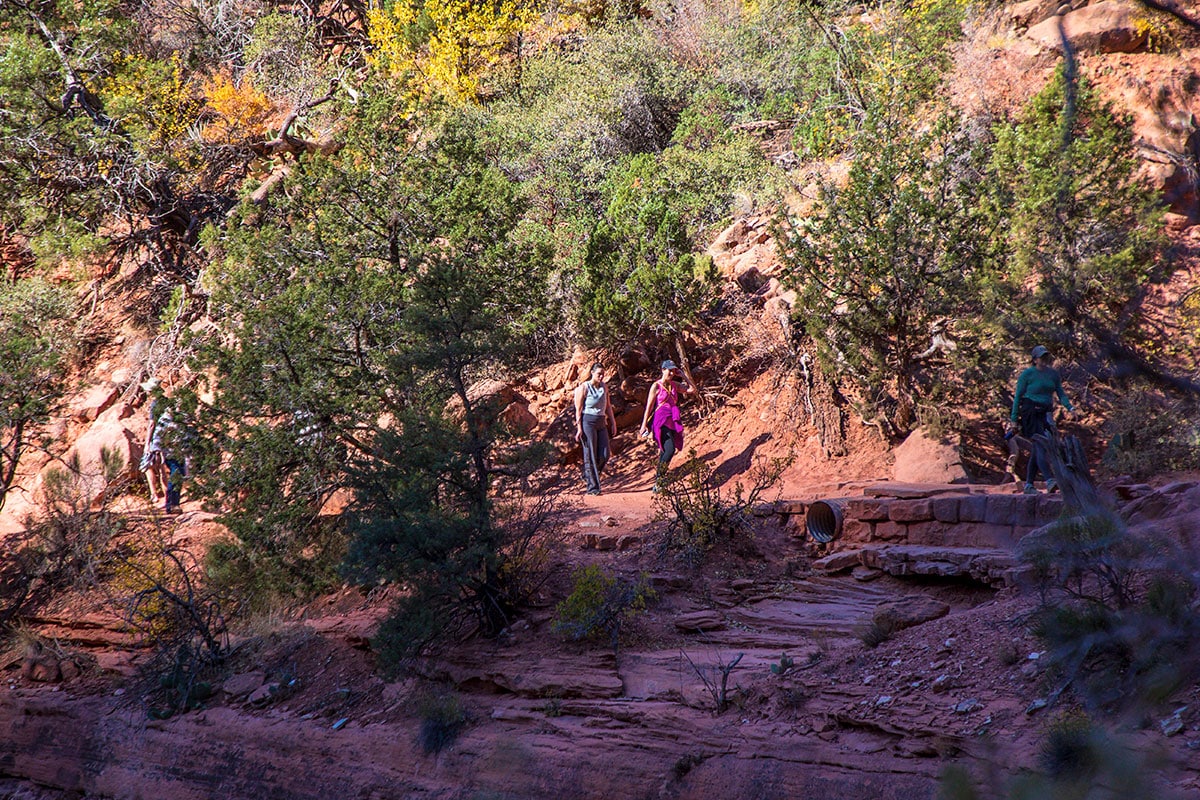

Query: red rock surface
[{"left": 2, "top": 8, "right": 1200, "bottom": 797}]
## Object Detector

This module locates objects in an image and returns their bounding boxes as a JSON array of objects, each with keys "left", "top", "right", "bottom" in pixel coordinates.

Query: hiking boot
[{"left": 1023, "top": 483, "right": 1039, "bottom": 495}]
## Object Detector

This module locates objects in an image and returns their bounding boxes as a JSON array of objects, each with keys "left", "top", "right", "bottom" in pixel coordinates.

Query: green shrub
[
  {"left": 776, "top": 113, "right": 990, "bottom": 437},
  {"left": 981, "top": 68, "right": 1167, "bottom": 370},
  {"left": 21, "top": 449, "right": 127, "bottom": 591},
  {"left": 769, "top": 652, "right": 794, "bottom": 675},
  {"left": 1038, "top": 712, "right": 1100, "bottom": 779},
  {"left": 417, "top": 692, "right": 467, "bottom": 755},
  {"left": 655, "top": 449, "right": 790, "bottom": 566},
  {"left": 940, "top": 713, "right": 1179, "bottom": 800},
  {"left": 1019, "top": 512, "right": 1200, "bottom": 710},
  {"left": 1102, "top": 392, "right": 1200, "bottom": 479},
  {"left": 204, "top": 516, "right": 348, "bottom": 614},
  {"left": 0, "top": 277, "right": 77, "bottom": 514},
  {"left": 553, "top": 565, "right": 652, "bottom": 651},
  {"left": 859, "top": 618, "right": 897, "bottom": 649}
]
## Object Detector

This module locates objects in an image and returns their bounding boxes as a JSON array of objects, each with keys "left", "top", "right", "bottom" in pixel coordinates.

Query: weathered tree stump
[{"left": 1032, "top": 431, "right": 1105, "bottom": 513}]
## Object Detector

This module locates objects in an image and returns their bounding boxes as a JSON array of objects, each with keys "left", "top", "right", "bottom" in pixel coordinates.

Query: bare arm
[
  {"left": 604, "top": 382, "right": 617, "bottom": 433},
  {"left": 640, "top": 381, "right": 660, "bottom": 433},
  {"left": 573, "top": 384, "right": 585, "bottom": 440}
]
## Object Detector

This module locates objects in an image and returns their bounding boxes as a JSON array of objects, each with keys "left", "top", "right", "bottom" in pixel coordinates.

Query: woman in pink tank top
[{"left": 639, "top": 359, "right": 696, "bottom": 491}]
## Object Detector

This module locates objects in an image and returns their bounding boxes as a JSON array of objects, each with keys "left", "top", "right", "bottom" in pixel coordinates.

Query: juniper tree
[
  {"left": 191, "top": 107, "right": 553, "bottom": 649},
  {"left": 0, "top": 278, "right": 76, "bottom": 513},
  {"left": 776, "top": 115, "right": 992, "bottom": 437},
  {"left": 980, "top": 68, "right": 1167, "bottom": 380}
]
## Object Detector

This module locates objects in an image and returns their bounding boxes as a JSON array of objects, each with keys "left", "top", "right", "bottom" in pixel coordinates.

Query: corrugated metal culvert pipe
[{"left": 805, "top": 498, "right": 849, "bottom": 543}]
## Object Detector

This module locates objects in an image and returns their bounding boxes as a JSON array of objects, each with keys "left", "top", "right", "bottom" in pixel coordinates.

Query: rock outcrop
[{"left": 1026, "top": 1, "right": 1150, "bottom": 55}]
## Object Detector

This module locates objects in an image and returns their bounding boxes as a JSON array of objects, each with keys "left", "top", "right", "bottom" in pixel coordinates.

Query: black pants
[
  {"left": 581, "top": 415, "right": 610, "bottom": 492},
  {"left": 1019, "top": 399, "right": 1052, "bottom": 484},
  {"left": 654, "top": 427, "right": 679, "bottom": 488}
]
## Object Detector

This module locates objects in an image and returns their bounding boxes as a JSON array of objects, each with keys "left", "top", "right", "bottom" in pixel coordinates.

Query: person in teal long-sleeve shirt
[{"left": 1008, "top": 345, "right": 1074, "bottom": 494}]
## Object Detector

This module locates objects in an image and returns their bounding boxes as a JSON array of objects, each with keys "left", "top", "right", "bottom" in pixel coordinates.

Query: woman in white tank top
[{"left": 574, "top": 362, "right": 617, "bottom": 495}]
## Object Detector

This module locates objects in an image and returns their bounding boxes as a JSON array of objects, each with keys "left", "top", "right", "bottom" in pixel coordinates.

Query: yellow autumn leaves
[
  {"left": 99, "top": 54, "right": 276, "bottom": 158},
  {"left": 202, "top": 70, "right": 275, "bottom": 143},
  {"left": 367, "top": 0, "right": 537, "bottom": 104}
]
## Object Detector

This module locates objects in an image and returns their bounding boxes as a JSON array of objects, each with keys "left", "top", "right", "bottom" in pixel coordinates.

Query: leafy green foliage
[
  {"left": 577, "top": 153, "right": 721, "bottom": 349},
  {"left": 1019, "top": 513, "right": 1200, "bottom": 711},
  {"left": 0, "top": 0, "right": 129, "bottom": 266},
  {"left": 0, "top": 1, "right": 226, "bottom": 276},
  {"left": 769, "top": 652, "right": 794, "bottom": 675},
  {"left": 21, "top": 449, "right": 127, "bottom": 591},
  {"left": 780, "top": 65, "right": 1172, "bottom": 437},
  {"left": 859, "top": 617, "right": 898, "bottom": 649},
  {"left": 655, "top": 449, "right": 790, "bottom": 566},
  {"left": 553, "top": 565, "right": 652, "bottom": 651},
  {"left": 981, "top": 69, "right": 1167, "bottom": 366},
  {"left": 416, "top": 691, "right": 467, "bottom": 754},
  {"left": 1101, "top": 393, "right": 1200, "bottom": 479},
  {"left": 940, "top": 714, "right": 1183, "bottom": 800},
  {"left": 194, "top": 105, "right": 554, "bottom": 662},
  {"left": 0, "top": 278, "right": 76, "bottom": 512},
  {"left": 486, "top": 18, "right": 775, "bottom": 353},
  {"left": 777, "top": 115, "right": 991, "bottom": 435}
]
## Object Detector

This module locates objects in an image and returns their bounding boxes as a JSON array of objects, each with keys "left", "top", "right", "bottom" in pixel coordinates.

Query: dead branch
[{"left": 681, "top": 648, "right": 744, "bottom": 713}]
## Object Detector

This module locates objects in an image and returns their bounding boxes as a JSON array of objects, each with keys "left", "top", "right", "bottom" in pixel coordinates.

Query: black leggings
[
  {"left": 1026, "top": 448, "right": 1046, "bottom": 485},
  {"left": 658, "top": 428, "right": 678, "bottom": 465},
  {"left": 655, "top": 428, "right": 679, "bottom": 488}
]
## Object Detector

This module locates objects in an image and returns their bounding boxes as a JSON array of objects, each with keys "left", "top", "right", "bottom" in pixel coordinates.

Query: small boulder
[
  {"left": 872, "top": 596, "right": 950, "bottom": 632},
  {"left": 69, "top": 384, "right": 122, "bottom": 423},
  {"left": 500, "top": 401, "right": 537, "bottom": 435},
  {"left": 852, "top": 565, "right": 883, "bottom": 582},
  {"left": 709, "top": 219, "right": 750, "bottom": 254},
  {"left": 953, "top": 698, "right": 983, "bottom": 714},
  {"left": 247, "top": 682, "right": 281, "bottom": 706},
  {"left": 1160, "top": 712, "right": 1186, "bottom": 737},
  {"left": 617, "top": 346, "right": 652, "bottom": 376},
  {"left": 812, "top": 550, "right": 863, "bottom": 573},
  {"left": 1026, "top": 1, "right": 1149, "bottom": 54},
  {"left": 59, "top": 659, "right": 82, "bottom": 682},
  {"left": 21, "top": 644, "right": 62, "bottom": 683},
  {"left": 732, "top": 252, "right": 766, "bottom": 293},
  {"left": 467, "top": 378, "right": 524, "bottom": 410},
  {"left": 444, "top": 379, "right": 527, "bottom": 429},
  {"left": 1007, "top": 0, "right": 1063, "bottom": 27},
  {"left": 222, "top": 671, "right": 267, "bottom": 699},
  {"left": 891, "top": 427, "right": 968, "bottom": 484},
  {"left": 675, "top": 610, "right": 727, "bottom": 632}
]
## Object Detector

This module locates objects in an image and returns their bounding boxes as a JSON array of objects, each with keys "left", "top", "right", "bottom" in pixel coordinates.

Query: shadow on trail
[{"left": 711, "top": 433, "right": 771, "bottom": 487}]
